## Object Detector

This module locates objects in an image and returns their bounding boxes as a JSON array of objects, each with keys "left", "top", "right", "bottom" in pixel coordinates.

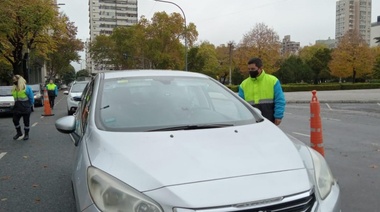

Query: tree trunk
[{"left": 352, "top": 68, "right": 356, "bottom": 83}]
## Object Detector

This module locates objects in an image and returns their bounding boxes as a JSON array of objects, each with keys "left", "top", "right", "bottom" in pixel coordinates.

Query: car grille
[
  {"left": 235, "top": 192, "right": 316, "bottom": 212},
  {"left": 175, "top": 189, "right": 316, "bottom": 212}
]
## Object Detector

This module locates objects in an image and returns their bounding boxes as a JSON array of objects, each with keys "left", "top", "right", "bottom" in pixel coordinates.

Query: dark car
[{"left": 29, "top": 84, "right": 44, "bottom": 107}]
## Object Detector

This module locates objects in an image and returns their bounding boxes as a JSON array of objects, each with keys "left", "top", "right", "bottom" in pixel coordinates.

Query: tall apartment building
[
  {"left": 281, "top": 35, "right": 300, "bottom": 56},
  {"left": 335, "top": 0, "right": 372, "bottom": 45},
  {"left": 88, "top": 0, "right": 138, "bottom": 73},
  {"left": 315, "top": 37, "right": 336, "bottom": 49}
]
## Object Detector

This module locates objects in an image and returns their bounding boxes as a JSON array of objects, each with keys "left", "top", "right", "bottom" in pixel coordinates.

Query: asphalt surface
[{"left": 284, "top": 88, "right": 380, "bottom": 103}]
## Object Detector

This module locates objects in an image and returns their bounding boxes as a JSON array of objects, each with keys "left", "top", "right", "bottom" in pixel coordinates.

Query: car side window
[{"left": 80, "top": 81, "right": 94, "bottom": 131}]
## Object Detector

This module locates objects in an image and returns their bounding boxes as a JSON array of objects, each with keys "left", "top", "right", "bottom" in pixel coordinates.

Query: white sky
[{"left": 59, "top": 0, "right": 380, "bottom": 71}]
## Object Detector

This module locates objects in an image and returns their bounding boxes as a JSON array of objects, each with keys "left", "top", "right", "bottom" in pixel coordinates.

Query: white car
[
  {"left": 64, "top": 81, "right": 89, "bottom": 115},
  {"left": 56, "top": 70, "right": 341, "bottom": 212},
  {"left": 0, "top": 86, "right": 15, "bottom": 115}
]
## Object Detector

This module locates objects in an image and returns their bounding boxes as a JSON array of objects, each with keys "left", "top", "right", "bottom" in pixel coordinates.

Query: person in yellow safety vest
[
  {"left": 46, "top": 79, "right": 58, "bottom": 109},
  {"left": 238, "top": 57, "right": 286, "bottom": 126},
  {"left": 11, "top": 75, "right": 35, "bottom": 140}
]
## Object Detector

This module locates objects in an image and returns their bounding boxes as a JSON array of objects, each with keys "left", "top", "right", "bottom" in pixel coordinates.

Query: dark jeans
[{"left": 48, "top": 95, "right": 55, "bottom": 108}]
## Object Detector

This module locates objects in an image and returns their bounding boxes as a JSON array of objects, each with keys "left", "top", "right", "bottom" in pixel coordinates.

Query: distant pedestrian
[
  {"left": 11, "top": 75, "right": 34, "bottom": 140},
  {"left": 238, "top": 57, "right": 286, "bottom": 125},
  {"left": 46, "top": 79, "right": 58, "bottom": 109}
]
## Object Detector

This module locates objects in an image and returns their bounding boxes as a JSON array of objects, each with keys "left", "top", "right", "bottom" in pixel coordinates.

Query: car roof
[{"left": 101, "top": 70, "right": 209, "bottom": 80}]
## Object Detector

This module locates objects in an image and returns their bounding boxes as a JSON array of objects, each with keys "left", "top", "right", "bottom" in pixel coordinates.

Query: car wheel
[{"left": 68, "top": 110, "right": 72, "bottom": 115}]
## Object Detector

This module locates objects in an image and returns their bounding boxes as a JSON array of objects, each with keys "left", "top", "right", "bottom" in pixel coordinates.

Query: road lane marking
[
  {"left": 32, "top": 122, "right": 38, "bottom": 127},
  {"left": 0, "top": 152, "right": 7, "bottom": 160},
  {"left": 325, "top": 103, "right": 332, "bottom": 110},
  {"left": 322, "top": 117, "right": 341, "bottom": 121},
  {"left": 292, "top": 132, "right": 310, "bottom": 137}
]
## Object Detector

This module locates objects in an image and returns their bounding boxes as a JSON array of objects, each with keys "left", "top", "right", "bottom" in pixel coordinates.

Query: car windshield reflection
[{"left": 97, "top": 76, "right": 256, "bottom": 132}]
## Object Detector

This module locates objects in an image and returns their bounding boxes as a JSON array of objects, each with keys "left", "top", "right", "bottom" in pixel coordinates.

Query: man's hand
[{"left": 274, "top": 119, "right": 282, "bottom": 126}]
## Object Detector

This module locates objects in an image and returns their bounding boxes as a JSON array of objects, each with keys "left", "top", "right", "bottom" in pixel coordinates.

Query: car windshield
[
  {"left": 71, "top": 82, "right": 88, "bottom": 93},
  {"left": 29, "top": 84, "right": 41, "bottom": 92},
  {"left": 0, "top": 86, "right": 13, "bottom": 96},
  {"left": 97, "top": 76, "right": 258, "bottom": 132}
]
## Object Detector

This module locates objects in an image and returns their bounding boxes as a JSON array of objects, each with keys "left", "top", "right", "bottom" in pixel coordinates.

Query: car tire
[{"left": 68, "top": 110, "right": 72, "bottom": 115}]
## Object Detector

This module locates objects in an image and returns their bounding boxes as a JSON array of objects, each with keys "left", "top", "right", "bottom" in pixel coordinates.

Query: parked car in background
[
  {"left": 0, "top": 86, "right": 14, "bottom": 115},
  {"left": 60, "top": 84, "right": 68, "bottom": 90},
  {"left": 64, "top": 80, "right": 89, "bottom": 115},
  {"left": 29, "top": 84, "right": 44, "bottom": 107},
  {"left": 55, "top": 70, "right": 341, "bottom": 212}
]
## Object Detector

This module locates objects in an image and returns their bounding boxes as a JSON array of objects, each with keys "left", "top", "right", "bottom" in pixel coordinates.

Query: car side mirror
[{"left": 55, "top": 116, "right": 76, "bottom": 134}]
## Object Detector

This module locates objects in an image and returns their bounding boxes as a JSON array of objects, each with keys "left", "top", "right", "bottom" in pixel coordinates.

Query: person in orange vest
[
  {"left": 11, "top": 75, "right": 34, "bottom": 140},
  {"left": 46, "top": 79, "right": 58, "bottom": 109},
  {"left": 238, "top": 57, "right": 286, "bottom": 125}
]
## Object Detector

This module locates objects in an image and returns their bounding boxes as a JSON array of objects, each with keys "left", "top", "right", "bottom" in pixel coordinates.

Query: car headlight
[
  {"left": 309, "top": 149, "right": 335, "bottom": 200},
  {"left": 34, "top": 93, "right": 41, "bottom": 99},
  {"left": 87, "top": 167, "right": 163, "bottom": 212}
]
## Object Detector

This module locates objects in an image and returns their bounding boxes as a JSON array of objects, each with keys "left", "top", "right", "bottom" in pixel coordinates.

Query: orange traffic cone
[
  {"left": 310, "top": 90, "right": 324, "bottom": 156},
  {"left": 42, "top": 88, "right": 54, "bottom": 116}
]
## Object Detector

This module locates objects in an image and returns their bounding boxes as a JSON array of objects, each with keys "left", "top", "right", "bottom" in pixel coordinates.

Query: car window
[
  {"left": 71, "top": 82, "right": 88, "bottom": 93},
  {"left": 97, "top": 76, "right": 256, "bottom": 132},
  {"left": 80, "top": 81, "right": 94, "bottom": 132},
  {"left": 0, "top": 86, "right": 13, "bottom": 96}
]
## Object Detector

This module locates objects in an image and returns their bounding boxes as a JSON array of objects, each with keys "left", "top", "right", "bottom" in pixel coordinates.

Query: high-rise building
[
  {"left": 281, "top": 35, "right": 300, "bottom": 56},
  {"left": 88, "top": 0, "right": 138, "bottom": 73},
  {"left": 315, "top": 37, "right": 336, "bottom": 49},
  {"left": 335, "top": 0, "right": 372, "bottom": 45},
  {"left": 370, "top": 16, "right": 380, "bottom": 47}
]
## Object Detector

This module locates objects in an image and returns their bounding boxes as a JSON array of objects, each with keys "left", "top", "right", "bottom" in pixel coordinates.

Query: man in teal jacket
[
  {"left": 238, "top": 57, "right": 286, "bottom": 125},
  {"left": 46, "top": 79, "right": 58, "bottom": 109}
]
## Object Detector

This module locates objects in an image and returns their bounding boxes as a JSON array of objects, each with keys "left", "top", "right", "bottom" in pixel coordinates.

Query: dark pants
[
  {"left": 48, "top": 95, "right": 55, "bottom": 108},
  {"left": 13, "top": 112, "right": 31, "bottom": 134}
]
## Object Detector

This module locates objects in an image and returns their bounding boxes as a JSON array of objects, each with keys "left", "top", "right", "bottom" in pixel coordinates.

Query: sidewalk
[{"left": 284, "top": 89, "right": 380, "bottom": 103}]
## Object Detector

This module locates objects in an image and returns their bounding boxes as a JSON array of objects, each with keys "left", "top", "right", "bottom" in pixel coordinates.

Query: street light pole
[
  {"left": 154, "top": 0, "right": 187, "bottom": 71},
  {"left": 228, "top": 42, "right": 233, "bottom": 85}
]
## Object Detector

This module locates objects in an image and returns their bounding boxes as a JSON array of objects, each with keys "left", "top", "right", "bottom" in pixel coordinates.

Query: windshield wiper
[
  {"left": 148, "top": 124, "right": 234, "bottom": 132},
  {"left": 100, "top": 105, "right": 110, "bottom": 110}
]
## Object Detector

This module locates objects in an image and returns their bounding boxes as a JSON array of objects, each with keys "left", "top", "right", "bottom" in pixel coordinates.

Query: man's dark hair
[{"left": 248, "top": 57, "right": 263, "bottom": 68}]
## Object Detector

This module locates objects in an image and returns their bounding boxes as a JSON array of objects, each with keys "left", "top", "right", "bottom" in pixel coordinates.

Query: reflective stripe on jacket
[{"left": 238, "top": 70, "right": 285, "bottom": 122}]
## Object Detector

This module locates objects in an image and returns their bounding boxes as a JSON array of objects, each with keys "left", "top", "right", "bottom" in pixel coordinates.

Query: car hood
[
  {"left": 0, "top": 96, "right": 15, "bottom": 104},
  {"left": 87, "top": 121, "right": 308, "bottom": 193}
]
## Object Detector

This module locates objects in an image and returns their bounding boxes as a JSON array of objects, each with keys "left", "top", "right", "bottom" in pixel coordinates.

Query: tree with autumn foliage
[
  {"left": 45, "top": 14, "right": 84, "bottom": 80},
  {"left": 329, "top": 30, "right": 374, "bottom": 83},
  {"left": 299, "top": 44, "right": 332, "bottom": 84},
  {"left": 234, "top": 23, "right": 281, "bottom": 75},
  {"left": 0, "top": 0, "right": 60, "bottom": 79},
  {"left": 90, "top": 12, "right": 198, "bottom": 71}
]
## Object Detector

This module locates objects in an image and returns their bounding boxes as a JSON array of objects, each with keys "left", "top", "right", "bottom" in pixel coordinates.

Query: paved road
[{"left": 285, "top": 89, "right": 380, "bottom": 103}]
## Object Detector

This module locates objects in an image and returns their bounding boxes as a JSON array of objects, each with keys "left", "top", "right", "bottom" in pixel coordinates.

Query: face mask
[
  {"left": 249, "top": 70, "right": 259, "bottom": 78},
  {"left": 13, "top": 81, "right": 18, "bottom": 85}
]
